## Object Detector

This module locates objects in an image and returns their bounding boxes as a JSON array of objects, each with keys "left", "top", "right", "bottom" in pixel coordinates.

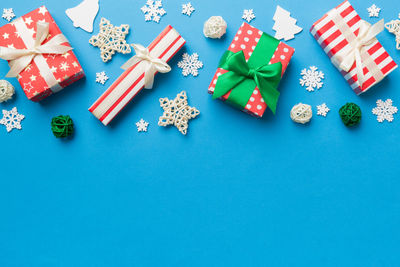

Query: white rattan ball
[
  {"left": 0, "top": 80, "right": 15, "bottom": 103},
  {"left": 290, "top": 103, "right": 312, "bottom": 124},
  {"left": 203, "top": 16, "right": 227, "bottom": 39}
]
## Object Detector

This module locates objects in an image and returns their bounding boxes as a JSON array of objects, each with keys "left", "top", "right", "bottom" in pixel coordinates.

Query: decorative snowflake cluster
[
  {"left": 317, "top": 103, "right": 330, "bottom": 117},
  {"left": 0, "top": 107, "right": 25, "bottom": 133},
  {"left": 177, "top": 53, "right": 203, "bottom": 77},
  {"left": 158, "top": 91, "right": 199, "bottom": 135},
  {"left": 242, "top": 9, "right": 255, "bottom": 23},
  {"left": 2, "top": 8, "right": 15, "bottom": 22},
  {"left": 96, "top": 71, "right": 109, "bottom": 85},
  {"left": 141, "top": 0, "right": 166, "bottom": 23},
  {"left": 372, "top": 99, "right": 398, "bottom": 123},
  {"left": 299, "top": 66, "right": 325, "bottom": 92},
  {"left": 182, "top": 2, "right": 195, "bottom": 16},
  {"left": 367, "top": 4, "right": 381, "bottom": 18},
  {"left": 136, "top": 119, "right": 149, "bottom": 132}
]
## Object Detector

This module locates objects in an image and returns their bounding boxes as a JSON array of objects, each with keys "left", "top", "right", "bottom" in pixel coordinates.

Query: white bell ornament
[{"left": 66, "top": 0, "right": 99, "bottom": 33}]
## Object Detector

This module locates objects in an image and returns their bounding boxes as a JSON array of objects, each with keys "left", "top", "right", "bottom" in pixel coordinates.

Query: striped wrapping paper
[
  {"left": 89, "top": 25, "right": 185, "bottom": 125},
  {"left": 310, "top": 0, "right": 397, "bottom": 95}
]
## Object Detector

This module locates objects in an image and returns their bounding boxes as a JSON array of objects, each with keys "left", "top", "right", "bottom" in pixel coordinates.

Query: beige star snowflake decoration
[
  {"left": 385, "top": 19, "right": 400, "bottom": 50},
  {"left": 89, "top": 18, "right": 131, "bottom": 62},
  {"left": 158, "top": 91, "right": 200, "bottom": 135}
]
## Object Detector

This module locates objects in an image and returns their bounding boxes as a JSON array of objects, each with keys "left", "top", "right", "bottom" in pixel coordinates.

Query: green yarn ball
[
  {"left": 339, "top": 103, "right": 361, "bottom": 127},
  {"left": 51, "top": 115, "right": 74, "bottom": 138}
]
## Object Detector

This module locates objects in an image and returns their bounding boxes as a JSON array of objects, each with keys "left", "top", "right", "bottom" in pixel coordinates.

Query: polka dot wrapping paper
[
  {"left": 208, "top": 22, "right": 294, "bottom": 117},
  {"left": 0, "top": 6, "right": 85, "bottom": 102}
]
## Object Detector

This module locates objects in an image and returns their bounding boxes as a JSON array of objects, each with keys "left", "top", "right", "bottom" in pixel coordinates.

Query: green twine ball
[
  {"left": 51, "top": 115, "right": 74, "bottom": 138},
  {"left": 339, "top": 103, "right": 362, "bottom": 127}
]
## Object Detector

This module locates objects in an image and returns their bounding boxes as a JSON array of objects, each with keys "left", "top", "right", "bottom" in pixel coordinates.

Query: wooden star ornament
[
  {"left": 89, "top": 17, "right": 131, "bottom": 62},
  {"left": 385, "top": 18, "right": 400, "bottom": 50},
  {"left": 158, "top": 91, "right": 200, "bottom": 135}
]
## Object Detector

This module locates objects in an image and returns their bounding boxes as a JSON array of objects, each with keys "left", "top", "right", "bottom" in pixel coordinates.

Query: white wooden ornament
[
  {"left": 66, "top": 0, "right": 99, "bottom": 33},
  {"left": 272, "top": 5, "right": 302, "bottom": 41}
]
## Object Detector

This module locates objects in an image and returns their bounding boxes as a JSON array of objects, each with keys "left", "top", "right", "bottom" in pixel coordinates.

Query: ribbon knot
[
  {"left": 121, "top": 43, "right": 171, "bottom": 89},
  {"left": 246, "top": 68, "right": 257, "bottom": 79},
  {"left": 334, "top": 19, "right": 384, "bottom": 87},
  {"left": 212, "top": 50, "right": 282, "bottom": 114},
  {"left": 0, "top": 21, "right": 73, "bottom": 77}
]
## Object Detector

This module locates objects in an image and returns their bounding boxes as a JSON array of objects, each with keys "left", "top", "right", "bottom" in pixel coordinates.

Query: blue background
[{"left": 1, "top": 0, "right": 399, "bottom": 266}]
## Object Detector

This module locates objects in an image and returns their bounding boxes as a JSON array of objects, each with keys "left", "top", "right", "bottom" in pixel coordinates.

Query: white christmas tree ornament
[
  {"left": 66, "top": 0, "right": 99, "bottom": 33},
  {"left": 272, "top": 5, "right": 303, "bottom": 41}
]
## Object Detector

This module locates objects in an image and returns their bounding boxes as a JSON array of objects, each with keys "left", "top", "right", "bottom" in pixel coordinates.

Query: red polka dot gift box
[
  {"left": 0, "top": 6, "right": 85, "bottom": 102},
  {"left": 310, "top": 0, "right": 397, "bottom": 95},
  {"left": 208, "top": 22, "right": 294, "bottom": 117}
]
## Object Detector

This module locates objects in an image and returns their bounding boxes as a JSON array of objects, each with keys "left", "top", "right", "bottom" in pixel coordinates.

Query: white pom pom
[
  {"left": 203, "top": 16, "right": 227, "bottom": 39},
  {"left": 0, "top": 80, "right": 15, "bottom": 103},
  {"left": 290, "top": 103, "right": 312, "bottom": 124}
]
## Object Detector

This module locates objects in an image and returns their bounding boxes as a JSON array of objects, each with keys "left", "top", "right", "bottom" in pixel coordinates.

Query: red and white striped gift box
[
  {"left": 89, "top": 25, "right": 185, "bottom": 125},
  {"left": 310, "top": 0, "right": 397, "bottom": 95}
]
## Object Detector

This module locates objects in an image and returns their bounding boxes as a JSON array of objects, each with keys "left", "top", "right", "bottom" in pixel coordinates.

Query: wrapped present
[
  {"left": 89, "top": 25, "right": 185, "bottom": 125},
  {"left": 0, "top": 6, "right": 85, "bottom": 102},
  {"left": 208, "top": 22, "right": 294, "bottom": 117},
  {"left": 310, "top": 0, "right": 397, "bottom": 95}
]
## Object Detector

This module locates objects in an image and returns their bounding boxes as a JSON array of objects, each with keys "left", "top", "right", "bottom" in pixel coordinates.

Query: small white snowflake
[
  {"left": 96, "top": 71, "right": 109, "bottom": 85},
  {"left": 0, "top": 107, "right": 25, "bottom": 133},
  {"left": 242, "top": 9, "right": 255, "bottom": 23},
  {"left": 136, "top": 119, "right": 149, "bottom": 132},
  {"left": 2, "top": 8, "right": 15, "bottom": 22},
  {"left": 372, "top": 99, "right": 398, "bottom": 122},
  {"left": 367, "top": 4, "right": 381, "bottom": 18},
  {"left": 141, "top": 0, "right": 166, "bottom": 23},
  {"left": 59, "top": 62, "right": 70, "bottom": 72},
  {"left": 177, "top": 53, "right": 203, "bottom": 77},
  {"left": 299, "top": 66, "right": 325, "bottom": 92},
  {"left": 317, "top": 103, "right": 330, "bottom": 117},
  {"left": 182, "top": 2, "right": 195, "bottom": 16}
]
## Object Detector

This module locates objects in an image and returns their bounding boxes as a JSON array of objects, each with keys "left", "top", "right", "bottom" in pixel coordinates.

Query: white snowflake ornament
[
  {"left": 242, "top": 9, "right": 255, "bottom": 23},
  {"left": 96, "top": 71, "right": 109, "bottom": 85},
  {"left": 182, "top": 2, "right": 194, "bottom": 16},
  {"left": 0, "top": 107, "right": 25, "bottom": 133},
  {"left": 367, "top": 4, "right": 381, "bottom": 18},
  {"left": 2, "top": 8, "right": 15, "bottom": 22},
  {"left": 299, "top": 66, "right": 324, "bottom": 92},
  {"left": 89, "top": 18, "right": 131, "bottom": 63},
  {"left": 136, "top": 119, "right": 149, "bottom": 132},
  {"left": 177, "top": 53, "right": 203, "bottom": 77},
  {"left": 141, "top": 0, "right": 166, "bottom": 23},
  {"left": 317, "top": 103, "right": 330, "bottom": 117},
  {"left": 372, "top": 99, "right": 398, "bottom": 122}
]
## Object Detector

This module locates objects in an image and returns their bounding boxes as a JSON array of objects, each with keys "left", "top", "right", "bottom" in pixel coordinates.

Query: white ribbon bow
[
  {"left": 121, "top": 44, "right": 171, "bottom": 89},
  {"left": 335, "top": 19, "right": 384, "bottom": 87},
  {"left": 0, "top": 21, "right": 72, "bottom": 77}
]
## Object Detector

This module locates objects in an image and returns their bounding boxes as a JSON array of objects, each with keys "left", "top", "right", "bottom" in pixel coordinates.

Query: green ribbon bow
[{"left": 212, "top": 33, "right": 283, "bottom": 114}]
